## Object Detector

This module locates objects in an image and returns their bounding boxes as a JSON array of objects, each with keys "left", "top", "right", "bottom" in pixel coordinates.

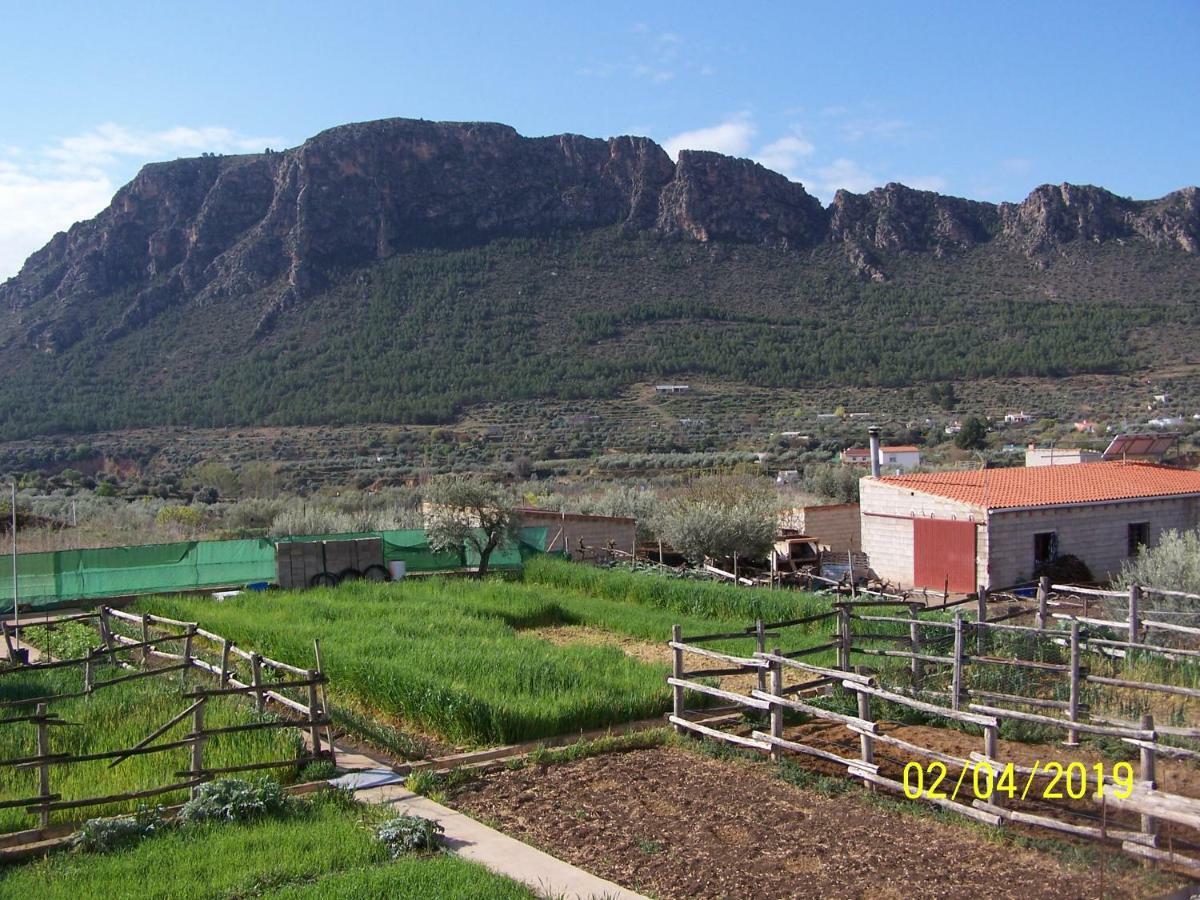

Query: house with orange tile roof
[
  {"left": 841, "top": 445, "right": 921, "bottom": 472},
  {"left": 859, "top": 461, "right": 1200, "bottom": 591}
]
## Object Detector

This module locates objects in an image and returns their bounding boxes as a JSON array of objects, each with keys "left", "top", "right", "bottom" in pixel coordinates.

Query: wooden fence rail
[
  {"left": 0, "top": 608, "right": 333, "bottom": 830},
  {"left": 668, "top": 607, "right": 1200, "bottom": 873}
]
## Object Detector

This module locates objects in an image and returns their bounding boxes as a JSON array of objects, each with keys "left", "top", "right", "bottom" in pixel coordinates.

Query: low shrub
[
  {"left": 178, "top": 777, "right": 290, "bottom": 824},
  {"left": 375, "top": 815, "right": 444, "bottom": 856},
  {"left": 70, "top": 806, "right": 166, "bottom": 854}
]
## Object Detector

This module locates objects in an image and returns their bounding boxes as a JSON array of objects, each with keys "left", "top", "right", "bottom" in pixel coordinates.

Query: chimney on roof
[{"left": 868, "top": 426, "right": 881, "bottom": 478}]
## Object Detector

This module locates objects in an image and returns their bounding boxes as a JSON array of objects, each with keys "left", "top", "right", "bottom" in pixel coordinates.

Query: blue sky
[{"left": 1, "top": 1, "right": 1197, "bottom": 278}]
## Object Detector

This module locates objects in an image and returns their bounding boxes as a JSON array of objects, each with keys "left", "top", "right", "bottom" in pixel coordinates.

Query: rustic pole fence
[
  {"left": 1066, "top": 620, "right": 1081, "bottom": 746},
  {"left": 951, "top": 611, "right": 964, "bottom": 711},
  {"left": 1129, "top": 583, "right": 1142, "bottom": 645}
]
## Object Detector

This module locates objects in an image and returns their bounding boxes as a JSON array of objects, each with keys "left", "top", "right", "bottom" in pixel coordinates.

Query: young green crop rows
[
  {"left": 0, "top": 665, "right": 300, "bottom": 832},
  {"left": 138, "top": 561, "right": 835, "bottom": 746},
  {"left": 0, "top": 792, "right": 532, "bottom": 900}
]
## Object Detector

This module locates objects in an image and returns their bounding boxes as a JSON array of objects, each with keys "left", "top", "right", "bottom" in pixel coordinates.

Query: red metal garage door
[{"left": 913, "top": 519, "right": 977, "bottom": 593}]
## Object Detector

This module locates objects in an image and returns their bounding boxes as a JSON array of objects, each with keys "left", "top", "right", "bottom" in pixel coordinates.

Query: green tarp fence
[{"left": 1, "top": 527, "right": 549, "bottom": 612}]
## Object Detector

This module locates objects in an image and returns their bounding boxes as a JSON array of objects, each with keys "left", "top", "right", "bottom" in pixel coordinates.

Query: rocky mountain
[{"left": 1, "top": 117, "right": 1198, "bottom": 439}]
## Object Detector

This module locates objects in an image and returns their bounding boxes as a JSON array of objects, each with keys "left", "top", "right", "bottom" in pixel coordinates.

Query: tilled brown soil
[{"left": 453, "top": 745, "right": 1174, "bottom": 899}]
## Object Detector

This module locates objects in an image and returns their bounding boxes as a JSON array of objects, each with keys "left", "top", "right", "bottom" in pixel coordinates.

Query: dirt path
[{"left": 452, "top": 744, "right": 1178, "bottom": 899}]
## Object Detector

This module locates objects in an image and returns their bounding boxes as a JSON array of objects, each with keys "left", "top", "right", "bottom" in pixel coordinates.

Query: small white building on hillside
[
  {"left": 860, "top": 461, "right": 1200, "bottom": 591},
  {"left": 841, "top": 445, "right": 921, "bottom": 472}
]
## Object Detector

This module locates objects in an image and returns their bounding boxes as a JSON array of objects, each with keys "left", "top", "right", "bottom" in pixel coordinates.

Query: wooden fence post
[
  {"left": 951, "top": 611, "right": 964, "bottom": 711},
  {"left": 313, "top": 638, "right": 335, "bottom": 767},
  {"left": 855, "top": 669, "right": 874, "bottom": 789},
  {"left": 190, "top": 697, "right": 207, "bottom": 797},
  {"left": 671, "top": 625, "right": 684, "bottom": 734},
  {"left": 2, "top": 621, "right": 14, "bottom": 660},
  {"left": 251, "top": 653, "right": 266, "bottom": 713},
  {"left": 1140, "top": 713, "right": 1158, "bottom": 841},
  {"left": 99, "top": 608, "right": 118, "bottom": 667},
  {"left": 755, "top": 619, "right": 767, "bottom": 698},
  {"left": 976, "top": 586, "right": 988, "bottom": 655},
  {"left": 141, "top": 614, "right": 151, "bottom": 666},
  {"left": 909, "top": 603, "right": 922, "bottom": 691},
  {"left": 181, "top": 624, "right": 196, "bottom": 691},
  {"left": 1066, "top": 620, "right": 1081, "bottom": 746},
  {"left": 1036, "top": 576, "right": 1049, "bottom": 631},
  {"left": 84, "top": 656, "right": 94, "bottom": 695},
  {"left": 1129, "top": 583, "right": 1142, "bottom": 645},
  {"left": 836, "top": 606, "right": 850, "bottom": 674},
  {"left": 35, "top": 702, "right": 50, "bottom": 827},
  {"left": 984, "top": 723, "right": 998, "bottom": 762},
  {"left": 769, "top": 649, "right": 783, "bottom": 762},
  {"left": 306, "top": 669, "right": 322, "bottom": 759},
  {"left": 219, "top": 638, "right": 232, "bottom": 687}
]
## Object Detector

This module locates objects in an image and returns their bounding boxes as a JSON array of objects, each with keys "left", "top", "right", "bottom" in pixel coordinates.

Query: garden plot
[
  {"left": 451, "top": 743, "right": 1177, "bottom": 900},
  {"left": 138, "top": 566, "right": 837, "bottom": 749}
]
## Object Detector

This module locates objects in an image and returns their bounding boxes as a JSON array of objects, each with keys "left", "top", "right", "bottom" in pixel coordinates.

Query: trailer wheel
[
  {"left": 336, "top": 567, "right": 362, "bottom": 584},
  {"left": 309, "top": 572, "right": 337, "bottom": 588},
  {"left": 362, "top": 564, "right": 389, "bottom": 582}
]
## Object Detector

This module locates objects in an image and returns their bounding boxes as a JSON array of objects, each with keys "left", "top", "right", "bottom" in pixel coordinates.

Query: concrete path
[{"left": 357, "top": 782, "right": 648, "bottom": 900}]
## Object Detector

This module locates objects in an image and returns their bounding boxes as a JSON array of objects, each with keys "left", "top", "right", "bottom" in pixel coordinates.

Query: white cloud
[
  {"left": 755, "top": 133, "right": 815, "bottom": 175},
  {"left": 796, "top": 158, "right": 881, "bottom": 200},
  {"left": 0, "top": 123, "right": 283, "bottom": 280},
  {"left": 663, "top": 115, "right": 755, "bottom": 160}
]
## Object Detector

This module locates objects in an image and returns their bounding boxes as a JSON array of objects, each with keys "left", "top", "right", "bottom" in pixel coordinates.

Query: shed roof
[{"left": 876, "top": 461, "right": 1200, "bottom": 510}]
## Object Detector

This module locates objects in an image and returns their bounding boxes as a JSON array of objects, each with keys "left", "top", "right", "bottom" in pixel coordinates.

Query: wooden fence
[
  {"left": 0, "top": 608, "right": 332, "bottom": 830},
  {"left": 668, "top": 591, "right": 1200, "bottom": 872}
]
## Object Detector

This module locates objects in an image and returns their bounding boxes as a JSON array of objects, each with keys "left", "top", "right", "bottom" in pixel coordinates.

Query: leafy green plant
[
  {"left": 69, "top": 806, "right": 166, "bottom": 853},
  {"left": 375, "top": 815, "right": 445, "bottom": 856},
  {"left": 178, "top": 777, "right": 290, "bottom": 824}
]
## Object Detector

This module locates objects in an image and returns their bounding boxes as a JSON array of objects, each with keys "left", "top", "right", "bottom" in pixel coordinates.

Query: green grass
[
  {"left": 524, "top": 555, "right": 828, "bottom": 622},
  {"left": 141, "top": 581, "right": 672, "bottom": 746},
  {"left": 0, "top": 794, "right": 533, "bottom": 900},
  {"left": 138, "top": 566, "right": 841, "bottom": 747},
  {"left": 0, "top": 666, "right": 301, "bottom": 832}
]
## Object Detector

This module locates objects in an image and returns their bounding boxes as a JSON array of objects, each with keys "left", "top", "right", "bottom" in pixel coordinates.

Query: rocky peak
[
  {"left": 2, "top": 116, "right": 1197, "bottom": 352},
  {"left": 656, "top": 150, "right": 827, "bottom": 248}
]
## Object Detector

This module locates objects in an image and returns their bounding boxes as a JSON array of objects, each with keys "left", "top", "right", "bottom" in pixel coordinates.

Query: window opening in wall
[
  {"left": 1033, "top": 531, "right": 1058, "bottom": 568},
  {"left": 1128, "top": 522, "right": 1151, "bottom": 557}
]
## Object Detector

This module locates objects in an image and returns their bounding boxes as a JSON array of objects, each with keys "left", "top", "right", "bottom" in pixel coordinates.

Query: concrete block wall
[
  {"left": 859, "top": 479, "right": 987, "bottom": 589},
  {"left": 988, "top": 497, "right": 1200, "bottom": 587},
  {"left": 780, "top": 503, "right": 861, "bottom": 552},
  {"left": 516, "top": 509, "right": 637, "bottom": 561}
]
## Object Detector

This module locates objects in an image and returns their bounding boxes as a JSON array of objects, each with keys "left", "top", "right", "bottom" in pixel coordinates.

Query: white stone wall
[
  {"left": 988, "top": 497, "right": 1200, "bottom": 586},
  {"left": 859, "top": 479, "right": 986, "bottom": 588},
  {"left": 863, "top": 479, "right": 1200, "bottom": 589}
]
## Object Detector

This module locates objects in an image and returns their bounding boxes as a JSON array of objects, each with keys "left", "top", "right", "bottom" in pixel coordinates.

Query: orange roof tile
[{"left": 877, "top": 461, "right": 1200, "bottom": 510}]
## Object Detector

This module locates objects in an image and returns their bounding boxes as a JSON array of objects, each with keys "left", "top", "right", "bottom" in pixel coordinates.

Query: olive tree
[
  {"left": 424, "top": 475, "right": 520, "bottom": 578},
  {"left": 655, "top": 476, "right": 776, "bottom": 568}
]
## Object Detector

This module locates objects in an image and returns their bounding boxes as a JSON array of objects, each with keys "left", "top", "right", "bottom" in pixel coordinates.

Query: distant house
[
  {"left": 1004, "top": 412, "right": 1033, "bottom": 425},
  {"left": 860, "top": 461, "right": 1200, "bottom": 590},
  {"left": 944, "top": 421, "right": 962, "bottom": 435},
  {"left": 655, "top": 384, "right": 690, "bottom": 394},
  {"left": 1154, "top": 393, "right": 1173, "bottom": 405},
  {"left": 1149, "top": 417, "right": 1184, "bottom": 428},
  {"left": 1025, "top": 446, "right": 1103, "bottom": 467},
  {"left": 1074, "top": 420, "right": 1097, "bottom": 434},
  {"left": 841, "top": 445, "right": 921, "bottom": 472},
  {"left": 775, "top": 469, "right": 800, "bottom": 485}
]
